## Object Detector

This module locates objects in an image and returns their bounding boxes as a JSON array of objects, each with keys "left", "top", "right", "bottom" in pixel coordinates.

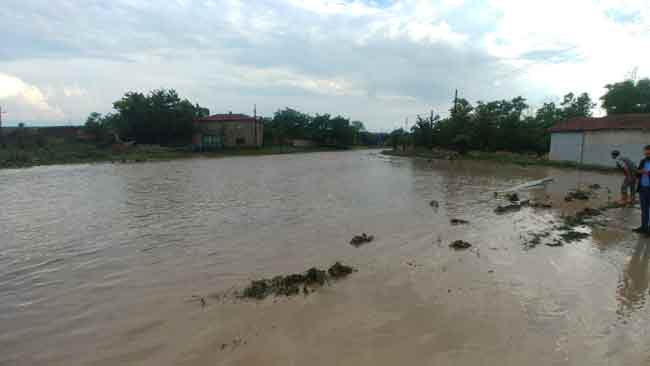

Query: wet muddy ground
[{"left": 1, "top": 150, "right": 650, "bottom": 365}]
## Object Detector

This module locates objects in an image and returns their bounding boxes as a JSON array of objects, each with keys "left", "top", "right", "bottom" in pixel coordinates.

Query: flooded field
[{"left": 1, "top": 150, "right": 649, "bottom": 365}]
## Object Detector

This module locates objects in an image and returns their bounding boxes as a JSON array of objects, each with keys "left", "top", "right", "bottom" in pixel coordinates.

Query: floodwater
[{"left": 1, "top": 150, "right": 649, "bottom": 365}]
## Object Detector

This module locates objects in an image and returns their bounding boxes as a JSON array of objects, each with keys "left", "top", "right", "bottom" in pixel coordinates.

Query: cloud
[
  {"left": 483, "top": 0, "right": 650, "bottom": 101},
  {"left": 1, "top": 0, "right": 649, "bottom": 129},
  {"left": 63, "top": 85, "right": 87, "bottom": 98},
  {"left": 0, "top": 73, "right": 64, "bottom": 122}
]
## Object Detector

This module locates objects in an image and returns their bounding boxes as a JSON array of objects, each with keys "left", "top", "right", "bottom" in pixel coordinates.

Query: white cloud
[
  {"left": 63, "top": 85, "right": 87, "bottom": 98},
  {"left": 2, "top": 0, "right": 649, "bottom": 128},
  {"left": 480, "top": 0, "right": 650, "bottom": 106},
  {"left": 0, "top": 73, "right": 64, "bottom": 122}
]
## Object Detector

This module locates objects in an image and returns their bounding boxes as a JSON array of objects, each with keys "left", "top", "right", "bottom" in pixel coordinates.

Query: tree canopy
[
  {"left": 84, "top": 89, "right": 209, "bottom": 145},
  {"left": 601, "top": 78, "right": 650, "bottom": 115},
  {"left": 264, "top": 108, "right": 373, "bottom": 148}
]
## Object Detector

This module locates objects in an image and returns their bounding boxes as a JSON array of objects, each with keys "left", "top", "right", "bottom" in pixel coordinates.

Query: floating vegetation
[
  {"left": 449, "top": 240, "right": 472, "bottom": 250},
  {"left": 350, "top": 233, "right": 374, "bottom": 247},
  {"left": 241, "top": 263, "right": 356, "bottom": 300}
]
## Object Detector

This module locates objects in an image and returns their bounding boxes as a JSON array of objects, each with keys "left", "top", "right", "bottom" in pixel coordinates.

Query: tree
[
  {"left": 388, "top": 128, "right": 407, "bottom": 151},
  {"left": 411, "top": 111, "right": 438, "bottom": 149},
  {"left": 83, "top": 112, "right": 113, "bottom": 142},
  {"left": 351, "top": 121, "right": 366, "bottom": 132},
  {"left": 601, "top": 78, "right": 650, "bottom": 115},
  {"left": 271, "top": 108, "right": 311, "bottom": 140},
  {"left": 108, "top": 89, "right": 208, "bottom": 145},
  {"left": 561, "top": 92, "right": 595, "bottom": 118}
]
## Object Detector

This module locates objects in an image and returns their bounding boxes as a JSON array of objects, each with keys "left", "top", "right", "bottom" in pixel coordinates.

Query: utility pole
[{"left": 453, "top": 89, "right": 458, "bottom": 115}]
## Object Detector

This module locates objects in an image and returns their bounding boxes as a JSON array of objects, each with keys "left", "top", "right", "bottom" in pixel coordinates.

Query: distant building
[
  {"left": 192, "top": 113, "right": 263, "bottom": 150},
  {"left": 549, "top": 114, "right": 650, "bottom": 167}
]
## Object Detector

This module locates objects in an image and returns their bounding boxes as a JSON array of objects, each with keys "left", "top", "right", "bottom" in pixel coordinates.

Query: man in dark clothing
[
  {"left": 612, "top": 150, "right": 637, "bottom": 205},
  {"left": 635, "top": 145, "right": 650, "bottom": 234}
]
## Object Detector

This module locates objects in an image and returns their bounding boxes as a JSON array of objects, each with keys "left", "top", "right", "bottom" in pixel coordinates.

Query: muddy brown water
[{"left": 1, "top": 150, "right": 649, "bottom": 365}]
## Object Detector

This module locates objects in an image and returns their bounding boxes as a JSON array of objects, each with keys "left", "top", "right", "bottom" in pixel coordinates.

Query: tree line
[
  {"left": 389, "top": 77, "right": 650, "bottom": 154},
  {"left": 263, "top": 108, "right": 382, "bottom": 147},
  {"left": 84, "top": 89, "right": 380, "bottom": 148}
]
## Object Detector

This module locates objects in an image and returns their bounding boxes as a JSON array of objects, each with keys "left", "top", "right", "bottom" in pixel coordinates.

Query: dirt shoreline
[
  {"left": 0, "top": 145, "right": 373, "bottom": 170},
  {"left": 382, "top": 149, "right": 619, "bottom": 173}
]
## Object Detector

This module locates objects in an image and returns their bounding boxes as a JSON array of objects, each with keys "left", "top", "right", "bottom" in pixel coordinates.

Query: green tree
[
  {"left": 110, "top": 89, "right": 208, "bottom": 145},
  {"left": 411, "top": 111, "right": 438, "bottom": 149},
  {"left": 561, "top": 92, "right": 595, "bottom": 118},
  {"left": 83, "top": 112, "right": 113, "bottom": 142},
  {"left": 601, "top": 78, "right": 650, "bottom": 114}
]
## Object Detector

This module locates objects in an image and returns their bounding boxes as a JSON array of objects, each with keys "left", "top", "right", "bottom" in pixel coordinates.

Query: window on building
[{"left": 236, "top": 137, "right": 245, "bottom": 145}]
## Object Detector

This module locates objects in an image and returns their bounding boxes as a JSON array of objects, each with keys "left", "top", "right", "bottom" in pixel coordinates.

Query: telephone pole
[{"left": 453, "top": 89, "right": 458, "bottom": 114}]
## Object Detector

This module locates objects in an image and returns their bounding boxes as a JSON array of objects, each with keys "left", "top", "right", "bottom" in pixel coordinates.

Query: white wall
[
  {"left": 549, "top": 132, "right": 583, "bottom": 163},
  {"left": 582, "top": 130, "right": 650, "bottom": 167},
  {"left": 550, "top": 130, "right": 650, "bottom": 167}
]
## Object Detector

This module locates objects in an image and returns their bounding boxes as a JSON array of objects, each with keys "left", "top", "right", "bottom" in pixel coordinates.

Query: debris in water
[
  {"left": 304, "top": 267, "right": 327, "bottom": 286},
  {"left": 327, "top": 262, "right": 355, "bottom": 278},
  {"left": 449, "top": 240, "right": 472, "bottom": 250},
  {"left": 505, "top": 192, "right": 520, "bottom": 202},
  {"left": 524, "top": 231, "right": 551, "bottom": 249},
  {"left": 450, "top": 218, "right": 470, "bottom": 225},
  {"left": 529, "top": 201, "right": 553, "bottom": 209},
  {"left": 561, "top": 207, "right": 602, "bottom": 228},
  {"left": 241, "top": 263, "right": 356, "bottom": 300},
  {"left": 564, "top": 189, "right": 591, "bottom": 202},
  {"left": 430, "top": 200, "right": 440, "bottom": 208},
  {"left": 494, "top": 201, "right": 528, "bottom": 214},
  {"left": 524, "top": 206, "right": 605, "bottom": 249},
  {"left": 599, "top": 201, "right": 626, "bottom": 210},
  {"left": 559, "top": 230, "right": 590, "bottom": 243},
  {"left": 497, "top": 177, "right": 554, "bottom": 195},
  {"left": 350, "top": 233, "right": 374, "bottom": 247}
]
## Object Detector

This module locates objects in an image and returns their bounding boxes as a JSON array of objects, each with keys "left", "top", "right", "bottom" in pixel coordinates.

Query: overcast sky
[{"left": 1, "top": 0, "right": 649, "bottom": 130}]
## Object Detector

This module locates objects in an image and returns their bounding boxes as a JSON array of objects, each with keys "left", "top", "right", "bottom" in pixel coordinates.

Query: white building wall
[
  {"left": 550, "top": 130, "right": 650, "bottom": 167},
  {"left": 582, "top": 130, "right": 650, "bottom": 167},
  {"left": 549, "top": 132, "right": 583, "bottom": 163}
]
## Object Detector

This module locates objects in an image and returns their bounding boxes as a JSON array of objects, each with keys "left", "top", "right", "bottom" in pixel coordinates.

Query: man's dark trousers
[{"left": 640, "top": 187, "right": 650, "bottom": 231}]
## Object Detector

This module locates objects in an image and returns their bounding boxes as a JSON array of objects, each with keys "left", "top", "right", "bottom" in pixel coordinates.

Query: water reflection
[{"left": 617, "top": 240, "right": 650, "bottom": 317}]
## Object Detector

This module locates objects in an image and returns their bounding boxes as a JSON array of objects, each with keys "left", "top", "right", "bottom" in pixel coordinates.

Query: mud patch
[
  {"left": 524, "top": 207, "right": 605, "bottom": 248},
  {"left": 241, "top": 263, "right": 356, "bottom": 300},
  {"left": 328, "top": 262, "right": 355, "bottom": 278},
  {"left": 564, "top": 189, "right": 592, "bottom": 202},
  {"left": 350, "top": 233, "right": 374, "bottom": 247},
  {"left": 449, "top": 240, "right": 472, "bottom": 250}
]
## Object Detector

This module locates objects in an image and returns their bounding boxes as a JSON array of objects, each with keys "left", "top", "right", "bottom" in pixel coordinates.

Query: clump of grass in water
[{"left": 241, "top": 262, "right": 356, "bottom": 300}]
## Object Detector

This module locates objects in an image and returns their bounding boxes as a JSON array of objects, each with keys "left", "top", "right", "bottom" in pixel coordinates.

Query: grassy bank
[
  {"left": 0, "top": 142, "right": 346, "bottom": 170},
  {"left": 382, "top": 148, "right": 617, "bottom": 173}
]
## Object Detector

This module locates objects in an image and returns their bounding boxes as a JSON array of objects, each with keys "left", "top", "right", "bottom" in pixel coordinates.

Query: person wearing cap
[{"left": 612, "top": 150, "right": 637, "bottom": 206}]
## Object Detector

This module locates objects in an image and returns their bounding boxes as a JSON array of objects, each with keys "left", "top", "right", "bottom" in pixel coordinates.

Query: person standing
[
  {"left": 636, "top": 146, "right": 650, "bottom": 234},
  {"left": 612, "top": 150, "right": 637, "bottom": 205}
]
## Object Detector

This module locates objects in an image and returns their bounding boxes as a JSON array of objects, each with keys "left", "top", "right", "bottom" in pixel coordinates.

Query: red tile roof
[
  {"left": 196, "top": 113, "right": 256, "bottom": 122},
  {"left": 549, "top": 114, "right": 650, "bottom": 133}
]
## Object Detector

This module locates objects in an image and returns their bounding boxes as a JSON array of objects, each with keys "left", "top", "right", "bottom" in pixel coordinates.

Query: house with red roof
[
  {"left": 549, "top": 114, "right": 650, "bottom": 166},
  {"left": 192, "top": 112, "right": 263, "bottom": 150}
]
